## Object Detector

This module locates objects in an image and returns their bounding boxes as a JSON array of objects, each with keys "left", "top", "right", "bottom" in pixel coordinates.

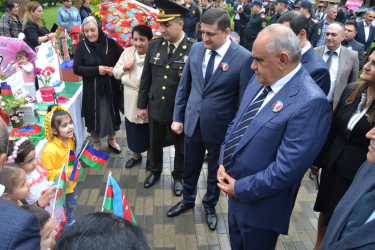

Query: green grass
[{"left": 42, "top": 5, "right": 99, "bottom": 30}]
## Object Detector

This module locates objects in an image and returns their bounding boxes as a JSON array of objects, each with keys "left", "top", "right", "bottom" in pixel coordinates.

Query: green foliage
[{"left": 90, "top": 0, "right": 101, "bottom": 6}]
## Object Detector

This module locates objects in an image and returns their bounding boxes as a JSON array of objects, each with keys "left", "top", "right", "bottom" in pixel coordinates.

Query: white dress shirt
[
  {"left": 323, "top": 46, "right": 341, "bottom": 102},
  {"left": 364, "top": 20, "right": 372, "bottom": 41},
  {"left": 253, "top": 64, "right": 302, "bottom": 112},
  {"left": 202, "top": 38, "right": 231, "bottom": 79}
]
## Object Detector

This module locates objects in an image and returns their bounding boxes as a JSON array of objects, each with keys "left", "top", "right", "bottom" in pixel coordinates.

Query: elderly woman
[
  {"left": 312, "top": 47, "right": 375, "bottom": 249},
  {"left": 58, "top": 0, "right": 81, "bottom": 32},
  {"left": 73, "top": 16, "right": 123, "bottom": 154},
  {"left": 0, "top": 0, "right": 23, "bottom": 38},
  {"left": 113, "top": 25, "right": 152, "bottom": 168},
  {"left": 23, "top": 1, "right": 57, "bottom": 51}
]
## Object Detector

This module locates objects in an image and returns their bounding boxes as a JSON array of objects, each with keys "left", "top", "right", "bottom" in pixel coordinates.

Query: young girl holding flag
[
  {"left": 42, "top": 105, "right": 77, "bottom": 228},
  {"left": 7, "top": 137, "right": 66, "bottom": 235}
]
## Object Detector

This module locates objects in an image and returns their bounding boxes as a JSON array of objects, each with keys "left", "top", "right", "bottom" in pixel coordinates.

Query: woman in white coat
[{"left": 114, "top": 25, "right": 153, "bottom": 168}]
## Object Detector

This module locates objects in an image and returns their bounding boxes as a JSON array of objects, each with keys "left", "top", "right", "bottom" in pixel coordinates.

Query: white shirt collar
[
  {"left": 301, "top": 41, "right": 311, "bottom": 55},
  {"left": 269, "top": 64, "right": 302, "bottom": 94},
  {"left": 324, "top": 45, "right": 341, "bottom": 56},
  {"left": 207, "top": 37, "right": 231, "bottom": 57}
]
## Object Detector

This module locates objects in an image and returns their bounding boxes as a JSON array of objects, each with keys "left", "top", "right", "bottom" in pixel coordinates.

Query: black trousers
[{"left": 149, "top": 117, "right": 184, "bottom": 180}]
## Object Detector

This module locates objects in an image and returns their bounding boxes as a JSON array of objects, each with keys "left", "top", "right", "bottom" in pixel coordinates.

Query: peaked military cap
[{"left": 155, "top": 0, "right": 190, "bottom": 22}]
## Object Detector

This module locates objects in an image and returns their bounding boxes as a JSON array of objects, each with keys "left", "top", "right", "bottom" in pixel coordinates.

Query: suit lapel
[
  {"left": 197, "top": 44, "right": 206, "bottom": 89},
  {"left": 205, "top": 41, "right": 237, "bottom": 90},
  {"left": 330, "top": 166, "right": 375, "bottom": 248},
  {"left": 231, "top": 69, "right": 301, "bottom": 157},
  {"left": 336, "top": 47, "right": 346, "bottom": 91}
]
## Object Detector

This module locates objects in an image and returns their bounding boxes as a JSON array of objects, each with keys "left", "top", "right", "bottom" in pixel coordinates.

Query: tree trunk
[{"left": 18, "top": 0, "right": 29, "bottom": 20}]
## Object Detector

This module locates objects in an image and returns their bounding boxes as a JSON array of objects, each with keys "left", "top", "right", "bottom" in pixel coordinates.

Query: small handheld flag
[
  {"left": 55, "top": 164, "right": 67, "bottom": 207},
  {"left": 68, "top": 150, "right": 83, "bottom": 183},
  {"left": 102, "top": 173, "right": 137, "bottom": 225},
  {"left": 80, "top": 145, "right": 109, "bottom": 169}
]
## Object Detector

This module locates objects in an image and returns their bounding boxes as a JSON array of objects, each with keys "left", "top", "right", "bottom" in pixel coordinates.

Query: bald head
[
  {"left": 0, "top": 119, "right": 9, "bottom": 168},
  {"left": 258, "top": 24, "right": 301, "bottom": 63},
  {"left": 251, "top": 24, "right": 301, "bottom": 86},
  {"left": 325, "top": 22, "right": 345, "bottom": 51}
]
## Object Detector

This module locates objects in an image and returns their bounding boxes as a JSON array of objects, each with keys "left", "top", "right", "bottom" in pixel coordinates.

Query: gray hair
[
  {"left": 326, "top": 5, "right": 337, "bottom": 13},
  {"left": 229, "top": 31, "right": 240, "bottom": 44},
  {"left": 365, "top": 10, "right": 375, "bottom": 17},
  {"left": 328, "top": 22, "right": 345, "bottom": 35},
  {"left": 82, "top": 16, "right": 98, "bottom": 29},
  {"left": 258, "top": 24, "right": 301, "bottom": 63}
]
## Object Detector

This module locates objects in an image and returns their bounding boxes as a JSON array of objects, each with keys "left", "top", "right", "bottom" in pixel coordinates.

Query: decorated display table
[{"left": 34, "top": 82, "right": 87, "bottom": 160}]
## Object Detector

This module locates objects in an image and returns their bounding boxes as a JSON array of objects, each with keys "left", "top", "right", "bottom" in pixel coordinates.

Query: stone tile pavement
[{"left": 75, "top": 122, "right": 319, "bottom": 249}]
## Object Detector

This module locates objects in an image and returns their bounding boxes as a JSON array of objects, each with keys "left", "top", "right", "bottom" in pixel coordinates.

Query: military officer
[
  {"left": 239, "top": 0, "right": 267, "bottom": 51},
  {"left": 295, "top": 0, "right": 318, "bottom": 40},
  {"left": 182, "top": 0, "right": 201, "bottom": 39},
  {"left": 137, "top": 0, "right": 194, "bottom": 195}
]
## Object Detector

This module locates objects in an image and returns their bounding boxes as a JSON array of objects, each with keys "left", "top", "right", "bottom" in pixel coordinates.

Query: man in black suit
[
  {"left": 0, "top": 119, "right": 41, "bottom": 249},
  {"left": 278, "top": 11, "right": 330, "bottom": 95},
  {"left": 310, "top": 5, "right": 337, "bottom": 47},
  {"left": 269, "top": 0, "right": 288, "bottom": 25},
  {"left": 343, "top": 20, "right": 365, "bottom": 70}
]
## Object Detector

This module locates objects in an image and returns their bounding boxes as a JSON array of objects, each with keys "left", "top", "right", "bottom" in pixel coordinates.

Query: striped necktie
[{"left": 223, "top": 86, "right": 272, "bottom": 169}]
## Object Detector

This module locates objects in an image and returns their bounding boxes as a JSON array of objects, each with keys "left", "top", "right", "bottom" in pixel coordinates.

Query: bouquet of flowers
[
  {"left": 94, "top": 11, "right": 101, "bottom": 22},
  {"left": 34, "top": 66, "right": 56, "bottom": 89}
]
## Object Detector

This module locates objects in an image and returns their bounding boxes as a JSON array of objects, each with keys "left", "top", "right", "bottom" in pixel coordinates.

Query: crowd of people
[{"left": 1, "top": 0, "right": 375, "bottom": 249}]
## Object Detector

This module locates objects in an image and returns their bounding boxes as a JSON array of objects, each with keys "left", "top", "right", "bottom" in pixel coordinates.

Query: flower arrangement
[
  {"left": 34, "top": 66, "right": 56, "bottom": 89},
  {"left": 0, "top": 95, "right": 27, "bottom": 115}
]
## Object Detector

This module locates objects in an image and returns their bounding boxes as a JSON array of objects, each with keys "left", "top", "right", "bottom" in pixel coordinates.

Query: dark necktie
[
  {"left": 205, "top": 50, "right": 217, "bottom": 87},
  {"left": 325, "top": 51, "right": 336, "bottom": 69},
  {"left": 168, "top": 44, "right": 175, "bottom": 59},
  {"left": 223, "top": 86, "right": 272, "bottom": 169},
  {"left": 340, "top": 189, "right": 375, "bottom": 239}
]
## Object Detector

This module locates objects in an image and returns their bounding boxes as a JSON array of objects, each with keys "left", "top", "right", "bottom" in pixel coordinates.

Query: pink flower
[{"left": 34, "top": 67, "right": 42, "bottom": 76}]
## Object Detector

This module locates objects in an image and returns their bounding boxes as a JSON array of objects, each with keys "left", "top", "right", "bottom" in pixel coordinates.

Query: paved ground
[{"left": 75, "top": 122, "right": 319, "bottom": 249}]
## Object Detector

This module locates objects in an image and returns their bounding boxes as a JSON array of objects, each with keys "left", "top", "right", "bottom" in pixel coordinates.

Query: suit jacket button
[
  {"left": 162, "top": 86, "right": 166, "bottom": 90},
  {"left": 166, "top": 65, "right": 170, "bottom": 69},
  {"left": 162, "top": 96, "right": 165, "bottom": 100},
  {"left": 164, "top": 75, "right": 168, "bottom": 79}
]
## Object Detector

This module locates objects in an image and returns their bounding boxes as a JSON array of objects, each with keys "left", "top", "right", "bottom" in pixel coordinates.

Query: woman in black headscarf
[{"left": 73, "top": 16, "right": 123, "bottom": 153}]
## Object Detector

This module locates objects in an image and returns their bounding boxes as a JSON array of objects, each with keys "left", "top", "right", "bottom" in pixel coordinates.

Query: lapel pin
[
  {"left": 272, "top": 101, "right": 283, "bottom": 112},
  {"left": 220, "top": 62, "right": 229, "bottom": 72}
]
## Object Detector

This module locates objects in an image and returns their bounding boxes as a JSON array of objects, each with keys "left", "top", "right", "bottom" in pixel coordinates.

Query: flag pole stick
[
  {"left": 101, "top": 171, "right": 112, "bottom": 212},
  {"left": 51, "top": 164, "right": 64, "bottom": 219},
  {"left": 78, "top": 141, "right": 89, "bottom": 160}
]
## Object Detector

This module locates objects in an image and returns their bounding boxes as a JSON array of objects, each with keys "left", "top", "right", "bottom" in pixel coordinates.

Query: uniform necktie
[
  {"left": 168, "top": 44, "right": 175, "bottom": 59},
  {"left": 205, "top": 50, "right": 217, "bottom": 87},
  {"left": 223, "top": 86, "right": 272, "bottom": 169},
  {"left": 325, "top": 51, "right": 336, "bottom": 69},
  {"left": 339, "top": 189, "right": 375, "bottom": 239}
]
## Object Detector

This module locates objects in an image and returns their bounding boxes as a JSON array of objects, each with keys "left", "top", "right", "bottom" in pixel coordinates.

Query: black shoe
[
  {"left": 167, "top": 201, "right": 195, "bottom": 217},
  {"left": 108, "top": 140, "right": 121, "bottom": 154},
  {"left": 146, "top": 159, "right": 151, "bottom": 170},
  {"left": 125, "top": 157, "right": 142, "bottom": 168},
  {"left": 144, "top": 173, "right": 160, "bottom": 188},
  {"left": 206, "top": 211, "right": 217, "bottom": 230},
  {"left": 174, "top": 180, "right": 183, "bottom": 196}
]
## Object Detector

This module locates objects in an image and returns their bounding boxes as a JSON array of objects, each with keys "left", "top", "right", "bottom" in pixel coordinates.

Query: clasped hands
[
  {"left": 98, "top": 65, "right": 114, "bottom": 76},
  {"left": 217, "top": 164, "right": 237, "bottom": 198}
]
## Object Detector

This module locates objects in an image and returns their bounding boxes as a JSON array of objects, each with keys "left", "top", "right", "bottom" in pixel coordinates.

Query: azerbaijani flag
[
  {"left": 80, "top": 145, "right": 109, "bottom": 170},
  {"left": 55, "top": 164, "right": 67, "bottom": 207},
  {"left": 68, "top": 150, "right": 83, "bottom": 183},
  {"left": 103, "top": 176, "right": 137, "bottom": 226},
  {"left": 0, "top": 83, "right": 13, "bottom": 100}
]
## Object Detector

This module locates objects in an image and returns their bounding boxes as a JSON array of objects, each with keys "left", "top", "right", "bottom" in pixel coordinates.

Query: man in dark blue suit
[
  {"left": 0, "top": 119, "right": 41, "bottom": 249},
  {"left": 217, "top": 24, "right": 332, "bottom": 249},
  {"left": 355, "top": 10, "right": 375, "bottom": 54},
  {"left": 278, "top": 11, "right": 330, "bottom": 95},
  {"left": 320, "top": 123, "right": 375, "bottom": 249},
  {"left": 166, "top": 8, "right": 254, "bottom": 231}
]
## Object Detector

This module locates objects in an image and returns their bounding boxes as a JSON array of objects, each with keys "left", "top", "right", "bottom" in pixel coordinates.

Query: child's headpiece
[
  {"left": 6, "top": 137, "right": 29, "bottom": 163},
  {"left": 44, "top": 105, "right": 73, "bottom": 142}
]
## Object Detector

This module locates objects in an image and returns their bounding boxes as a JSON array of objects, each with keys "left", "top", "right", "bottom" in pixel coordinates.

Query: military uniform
[
  {"left": 182, "top": 3, "right": 201, "bottom": 38},
  {"left": 138, "top": 35, "right": 194, "bottom": 180},
  {"left": 309, "top": 19, "right": 324, "bottom": 47},
  {"left": 307, "top": 16, "right": 319, "bottom": 41},
  {"left": 242, "top": 12, "right": 267, "bottom": 51}
]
